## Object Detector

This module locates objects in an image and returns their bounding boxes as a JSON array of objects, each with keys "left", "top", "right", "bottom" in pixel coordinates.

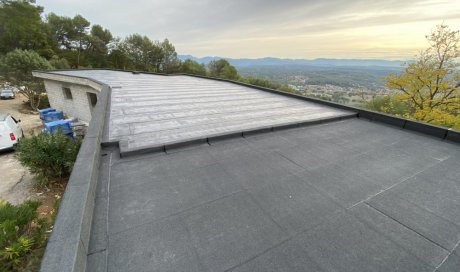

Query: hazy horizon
[
  {"left": 178, "top": 54, "right": 409, "bottom": 61},
  {"left": 37, "top": 0, "right": 460, "bottom": 60}
]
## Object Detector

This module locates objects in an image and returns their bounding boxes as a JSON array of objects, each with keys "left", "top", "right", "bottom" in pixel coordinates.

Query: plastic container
[
  {"left": 44, "top": 119, "right": 73, "bottom": 135},
  {"left": 43, "top": 111, "right": 64, "bottom": 123},
  {"left": 38, "top": 108, "right": 56, "bottom": 120}
]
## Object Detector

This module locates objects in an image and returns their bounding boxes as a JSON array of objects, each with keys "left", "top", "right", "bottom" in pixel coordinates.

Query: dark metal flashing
[
  {"left": 446, "top": 129, "right": 460, "bottom": 143},
  {"left": 298, "top": 114, "right": 357, "bottom": 128},
  {"left": 357, "top": 110, "right": 407, "bottom": 128},
  {"left": 164, "top": 138, "right": 209, "bottom": 154},
  {"left": 100, "top": 140, "right": 119, "bottom": 148},
  {"left": 271, "top": 122, "right": 300, "bottom": 131},
  {"left": 403, "top": 120, "right": 449, "bottom": 139},
  {"left": 118, "top": 140, "right": 165, "bottom": 157},
  {"left": 207, "top": 132, "right": 244, "bottom": 144},
  {"left": 242, "top": 127, "right": 273, "bottom": 137}
]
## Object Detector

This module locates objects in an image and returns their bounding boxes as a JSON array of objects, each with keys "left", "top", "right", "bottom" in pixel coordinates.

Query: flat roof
[
  {"left": 89, "top": 118, "right": 460, "bottom": 272},
  {"left": 50, "top": 70, "right": 354, "bottom": 155},
  {"left": 33, "top": 70, "right": 460, "bottom": 272}
]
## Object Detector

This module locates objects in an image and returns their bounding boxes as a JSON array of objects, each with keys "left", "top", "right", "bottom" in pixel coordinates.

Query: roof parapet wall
[{"left": 38, "top": 79, "right": 111, "bottom": 272}]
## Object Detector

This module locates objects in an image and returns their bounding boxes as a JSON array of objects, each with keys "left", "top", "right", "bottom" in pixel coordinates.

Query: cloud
[{"left": 37, "top": 0, "right": 460, "bottom": 58}]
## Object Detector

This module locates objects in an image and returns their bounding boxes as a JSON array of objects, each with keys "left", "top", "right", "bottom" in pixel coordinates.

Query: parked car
[
  {"left": 0, "top": 113, "right": 24, "bottom": 151},
  {"left": 0, "top": 89, "right": 15, "bottom": 99}
]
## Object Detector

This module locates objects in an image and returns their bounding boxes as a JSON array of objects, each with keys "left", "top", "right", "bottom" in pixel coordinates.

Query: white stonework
[
  {"left": 33, "top": 72, "right": 104, "bottom": 123},
  {"left": 43, "top": 80, "right": 100, "bottom": 122}
]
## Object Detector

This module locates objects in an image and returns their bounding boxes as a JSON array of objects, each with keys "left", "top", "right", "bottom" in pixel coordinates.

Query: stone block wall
[{"left": 44, "top": 80, "right": 101, "bottom": 123}]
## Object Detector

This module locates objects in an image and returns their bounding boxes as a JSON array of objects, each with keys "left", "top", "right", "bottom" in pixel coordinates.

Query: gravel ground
[{"left": 0, "top": 93, "right": 43, "bottom": 204}]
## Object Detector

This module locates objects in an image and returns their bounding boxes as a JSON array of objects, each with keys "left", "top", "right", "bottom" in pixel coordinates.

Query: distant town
[{"left": 288, "top": 83, "right": 390, "bottom": 107}]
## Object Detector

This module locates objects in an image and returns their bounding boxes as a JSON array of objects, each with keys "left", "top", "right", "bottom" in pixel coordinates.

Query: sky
[{"left": 37, "top": 0, "right": 460, "bottom": 60}]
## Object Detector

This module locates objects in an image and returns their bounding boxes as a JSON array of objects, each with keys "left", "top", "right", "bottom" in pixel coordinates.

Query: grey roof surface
[
  {"left": 89, "top": 118, "right": 460, "bottom": 272},
  {"left": 51, "top": 70, "right": 354, "bottom": 154}
]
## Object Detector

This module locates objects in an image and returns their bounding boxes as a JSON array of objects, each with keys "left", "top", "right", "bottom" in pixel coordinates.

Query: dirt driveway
[{"left": 0, "top": 94, "right": 43, "bottom": 204}]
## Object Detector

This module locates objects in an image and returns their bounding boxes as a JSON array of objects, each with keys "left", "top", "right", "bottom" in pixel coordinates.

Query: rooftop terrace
[{"left": 33, "top": 70, "right": 460, "bottom": 272}]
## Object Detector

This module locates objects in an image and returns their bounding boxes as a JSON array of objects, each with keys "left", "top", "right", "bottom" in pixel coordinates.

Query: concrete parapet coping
[
  {"left": 38, "top": 82, "right": 111, "bottom": 272},
  {"left": 32, "top": 71, "right": 105, "bottom": 92}
]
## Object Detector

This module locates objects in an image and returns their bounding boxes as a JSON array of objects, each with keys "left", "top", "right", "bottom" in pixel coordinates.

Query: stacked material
[
  {"left": 44, "top": 120, "right": 73, "bottom": 136},
  {"left": 38, "top": 108, "right": 56, "bottom": 120},
  {"left": 70, "top": 120, "right": 88, "bottom": 138},
  {"left": 42, "top": 111, "right": 64, "bottom": 123}
]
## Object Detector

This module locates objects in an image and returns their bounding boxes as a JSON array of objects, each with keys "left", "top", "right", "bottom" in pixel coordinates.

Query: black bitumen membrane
[{"left": 86, "top": 118, "right": 460, "bottom": 272}]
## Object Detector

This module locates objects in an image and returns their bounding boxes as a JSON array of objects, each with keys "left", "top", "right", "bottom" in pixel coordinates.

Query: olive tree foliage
[
  {"left": 385, "top": 24, "right": 460, "bottom": 127},
  {"left": 0, "top": 49, "right": 53, "bottom": 110}
]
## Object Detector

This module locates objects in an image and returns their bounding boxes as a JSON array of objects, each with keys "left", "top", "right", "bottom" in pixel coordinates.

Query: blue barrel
[
  {"left": 38, "top": 108, "right": 56, "bottom": 120},
  {"left": 44, "top": 119, "right": 73, "bottom": 135},
  {"left": 43, "top": 111, "right": 64, "bottom": 123}
]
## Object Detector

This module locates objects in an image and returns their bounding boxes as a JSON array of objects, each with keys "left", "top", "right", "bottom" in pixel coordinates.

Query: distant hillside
[
  {"left": 178, "top": 55, "right": 405, "bottom": 68},
  {"left": 237, "top": 65, "right": 401, "bottom": 89}
]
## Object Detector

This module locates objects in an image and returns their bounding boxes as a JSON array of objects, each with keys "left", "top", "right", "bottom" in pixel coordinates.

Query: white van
[{"left": 0, "top": 113, "right": 24, "bottom": 151}]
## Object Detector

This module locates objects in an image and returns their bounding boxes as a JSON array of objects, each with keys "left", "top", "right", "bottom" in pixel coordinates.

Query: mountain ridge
[{"left": 178, "top": 55, "right": 406, "bottom": 68}]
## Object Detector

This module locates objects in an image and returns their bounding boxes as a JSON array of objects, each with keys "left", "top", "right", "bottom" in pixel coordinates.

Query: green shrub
[
  {"left": 0, "top": 200, "right": 48, "bottom": 271},
  {"left": 15, "top": 132, "right": 81, "bottom": 186},
  {"left": 37, "top": 94, "right": 50, "bottom": 110}
]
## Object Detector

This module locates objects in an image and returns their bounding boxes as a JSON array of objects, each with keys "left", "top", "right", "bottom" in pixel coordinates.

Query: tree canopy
[
  {"left": 208, "top": 59, "right": 239, "bottom": 80},
  {"left": 0, "top": 0, "right": 296, "bottom": 112},
  {"left": 0, "top": 0, "right": 47, "bottom": 54},
  {"left": 0, "top": 0, "right": 262, "bottom": 80},
  {"left": 180, "top": 59, "right": 206, "bottom": 76},
  {"left": 383, "top": 24, "right": 460, "bottom": 129},
  {"left": 0, "top": 49, "right": 53, "bottom": 109}
]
